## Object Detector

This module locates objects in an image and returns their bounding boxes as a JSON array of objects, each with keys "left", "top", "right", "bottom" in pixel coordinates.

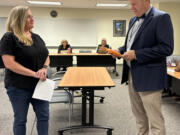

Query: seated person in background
[
  {"left": 57, "top": 39, "right": 72, "bottom": 71},
  {"left": 58, "top": 39, "right": 72, "bottom": 54},
  {"left": 167, "top": 55, "right": 174, "bottom": 67},
  {"left": 167, "top": 55, "right": 180, "bottom": 67},
  {"left": 96, "top": 38, "right": 111, "bottom": 54},
  {"left": 167, "top": 55, "right": 180, "bottom": 72}
]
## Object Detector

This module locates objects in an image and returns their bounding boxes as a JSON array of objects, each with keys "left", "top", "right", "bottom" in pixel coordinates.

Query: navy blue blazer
[{"left": 119, "top": 7, "right": 174, "bottom": 92}]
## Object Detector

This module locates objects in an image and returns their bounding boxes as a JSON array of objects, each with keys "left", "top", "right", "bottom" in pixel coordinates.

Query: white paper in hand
[{"left": 33, "top": 79, "right": 55, "bottom": 101}]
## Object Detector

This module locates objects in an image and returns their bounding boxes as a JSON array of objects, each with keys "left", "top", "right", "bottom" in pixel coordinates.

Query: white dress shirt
[{"left": 126, "top": 6, "right": 152, "bottom": 67}]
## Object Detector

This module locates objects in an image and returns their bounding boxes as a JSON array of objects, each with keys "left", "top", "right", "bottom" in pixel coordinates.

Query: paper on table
[
  {"left": 167, "top": 68, "right": 175, "bottom": 73},
  {"left": 61, "top": 50, "right": 68, "bottom": 54},
  {"left": 32, "top": 79, "right": 55, "bottom": 101}
]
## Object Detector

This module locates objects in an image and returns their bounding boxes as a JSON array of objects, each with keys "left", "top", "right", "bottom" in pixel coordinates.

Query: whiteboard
[
  {"left": 0, "top": 17, "right": 97, "bottom": 47},
  {"left": 0, "top": 17, "right": 7, "bottom": 39},
  {"left": 33, "top": 18, "right": 97, "bottom": 47}
]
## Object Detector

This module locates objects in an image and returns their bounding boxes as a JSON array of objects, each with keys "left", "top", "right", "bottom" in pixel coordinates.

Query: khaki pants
[{"left": 128, "top": 72, "right": 165, "bottom": 135}]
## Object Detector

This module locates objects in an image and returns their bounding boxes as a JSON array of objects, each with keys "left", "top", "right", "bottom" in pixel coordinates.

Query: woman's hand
[
  {"left": 32, "top": 72, "right": 40, "bottom": 79},
  {"left": 67, "top": 48, "right": 71, "bottom": 54},
  {"left": 36, "top": 68, "right": 47, "bottom": 81}
]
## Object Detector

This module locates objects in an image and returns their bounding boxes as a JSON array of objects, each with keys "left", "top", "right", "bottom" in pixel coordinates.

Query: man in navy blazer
[{"left": 116, "top": 0, "right": 174, "bottom": 135}]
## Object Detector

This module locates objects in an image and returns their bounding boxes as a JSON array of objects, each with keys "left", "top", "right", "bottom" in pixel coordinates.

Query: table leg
[
  {"left": 58, "top": 89, "right": 113, "bottom": 135},
  {"left": 107, "top": 129, "right": 113, "bottom": 135},
  {"left": 89, "top": 90, "right": 94, "bottom": 125},
  {"left": 113, "top": 62, "right": 119, "bottom": 76},
  {"left": 82, "top": 90, "right": 87, "bottom": 125},
  {"left": 58, "top": 131, "right": 63, "bottom": 135}
]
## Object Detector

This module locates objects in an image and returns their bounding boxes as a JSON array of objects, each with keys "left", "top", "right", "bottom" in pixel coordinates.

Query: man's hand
[{"left": 122, "top": 50, "right": 136, "bottom": 61}]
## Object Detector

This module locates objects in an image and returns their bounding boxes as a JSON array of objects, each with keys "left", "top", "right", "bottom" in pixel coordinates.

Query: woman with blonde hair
[
  {"left": 96, "top": 38, "right": 111, "bottom": 53},
  {"left": 0, "top": 6, "right": 49, "bottom": 135},
  {"left": 57, "top": 39, "right": 72, "bottom": 71},
  {"left": 58, "top": 39, "right": 72, "bottom": 53}
]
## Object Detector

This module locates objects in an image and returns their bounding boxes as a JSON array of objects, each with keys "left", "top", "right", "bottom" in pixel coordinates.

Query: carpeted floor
[{"left": 0, "top": 66, "right": 179, "bottom": 135}]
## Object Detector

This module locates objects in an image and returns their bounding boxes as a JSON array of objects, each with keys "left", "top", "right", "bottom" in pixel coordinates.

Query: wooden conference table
[
  {"left": 58, "top": 67, "right": 115, "bottom": 135},
  {"left": 49, "top": 53, "right": 73, "bottom": 67},
  {"left": 49, "top": 53, "right": 119, "bottom": 76},
  {"left": 167, "top": 67, "right": 180, "bottom": 95}
]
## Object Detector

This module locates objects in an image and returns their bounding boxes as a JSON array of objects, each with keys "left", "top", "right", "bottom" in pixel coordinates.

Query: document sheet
[{"left": 33, "top": 79, "right": 55, "bottom": 101}]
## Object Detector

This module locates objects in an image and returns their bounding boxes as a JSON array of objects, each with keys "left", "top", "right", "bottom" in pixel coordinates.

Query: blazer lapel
[
  {"left": 124, "top": 18, "right": 137, "bottom": 50},
  {"left": 129, "top": 18, "right": 137, "bottom": 30},
  {"left": 132, "top": 7, "right": 154, "bottom": 45}
]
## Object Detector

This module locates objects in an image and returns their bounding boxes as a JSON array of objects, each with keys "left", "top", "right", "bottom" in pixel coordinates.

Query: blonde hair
[
  {"left": 61, "top": 39, "right": 68, "bottom": 45},
  {"left": 6, "top": 6, "right": 32, "bottom": 46}
]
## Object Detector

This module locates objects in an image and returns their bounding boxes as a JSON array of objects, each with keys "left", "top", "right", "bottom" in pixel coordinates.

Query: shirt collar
[{"left": 145, "top": 5, "right": 152, "bottom": 17}]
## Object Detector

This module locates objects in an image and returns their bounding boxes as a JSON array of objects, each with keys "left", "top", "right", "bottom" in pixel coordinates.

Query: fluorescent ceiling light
[
  {"left": 27, "top": 1, "right": 61, "bottom": 5},
  {"left": 96, "top": 3, "right": 128, "bottom": 7}
]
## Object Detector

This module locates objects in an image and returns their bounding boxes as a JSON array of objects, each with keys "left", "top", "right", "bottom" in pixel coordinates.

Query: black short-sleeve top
[
  {"left": 0, "top": 32, "right": 49, "bottom": 90},
  {"left": 58, "top": 44, "right": 72, "bottom": 53},
  {"left": 96, "top": 44, "right": 110, "bottom": 53}
]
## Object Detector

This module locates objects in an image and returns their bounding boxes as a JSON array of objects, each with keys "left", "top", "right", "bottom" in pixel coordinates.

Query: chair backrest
[
  {"left": 47, "top": 67, "right": 52, "bottom": 79},
  {"left": 79, "top": 50, "right": 92, "bottom": 53},
  {"left": 50, "top": 91, "right": 71, "bottom": 103}
]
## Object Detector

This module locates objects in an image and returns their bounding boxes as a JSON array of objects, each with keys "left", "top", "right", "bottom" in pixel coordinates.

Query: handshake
[{"left": 99, "top": 47, "right": 136, "bottom": 61}]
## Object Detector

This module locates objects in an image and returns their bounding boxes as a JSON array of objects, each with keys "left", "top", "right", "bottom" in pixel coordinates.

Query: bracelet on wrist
[{"left": 43, "top": 65, "right": 48, "bottom": 69}]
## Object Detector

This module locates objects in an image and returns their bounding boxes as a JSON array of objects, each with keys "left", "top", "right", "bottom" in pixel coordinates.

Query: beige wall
[
  {"left": 31, "top": 7, "right": 133, "bottom": 53},
  {"left": 159, "top": 2, "right": 180, "bottom": 55}
]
